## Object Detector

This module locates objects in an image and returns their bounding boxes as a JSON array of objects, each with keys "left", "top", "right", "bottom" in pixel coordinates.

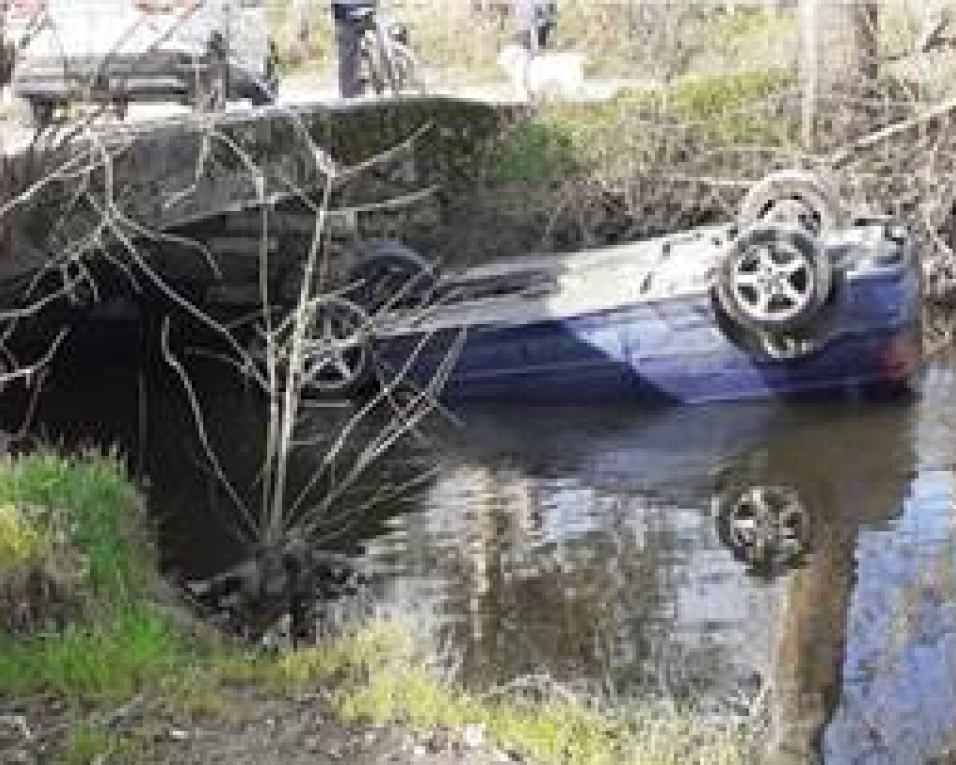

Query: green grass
[
  {"left": 491, "top": 68, "right": 796, "bottom": 186},
  {"left": 0, "top": 453, "right": 184, "bottom": 703},
  {"left": 0, "top": 451, "right": 149, "bottom": 600},
  {"left": 0, "top": 607, "right": 184, "bottom": 701},
  {"left": 267, "top": 618, "right": 757, "bottom": 765},
  {"left": 0, "top": 501, "right": 48, "bottom": 574}
]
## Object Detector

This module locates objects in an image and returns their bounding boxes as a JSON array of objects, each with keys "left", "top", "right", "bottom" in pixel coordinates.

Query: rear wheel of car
[{"left": 716, "top": 223, "right": 833, "bottom": 334}]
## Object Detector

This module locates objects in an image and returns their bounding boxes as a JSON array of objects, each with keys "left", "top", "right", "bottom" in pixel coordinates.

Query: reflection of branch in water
[{"left": 160, "top": 318, "right": 258, "bottom": 544}]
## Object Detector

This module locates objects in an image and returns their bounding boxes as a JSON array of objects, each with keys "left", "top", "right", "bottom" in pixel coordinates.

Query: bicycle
[{"left": 352, "top": 5, "right": 423, "bottom": 96}]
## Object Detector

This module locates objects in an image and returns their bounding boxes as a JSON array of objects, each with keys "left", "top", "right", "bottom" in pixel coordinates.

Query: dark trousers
[
  {"left": 332, "top": 3, "right": 372, "bottom": 98},
  {"left": 537, "top": 21, "right": 555, "bottom": 49}
]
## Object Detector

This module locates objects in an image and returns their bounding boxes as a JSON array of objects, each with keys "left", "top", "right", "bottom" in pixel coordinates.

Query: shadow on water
[{"left": 4, "top": 329, "right": 956, "bottom": 762}]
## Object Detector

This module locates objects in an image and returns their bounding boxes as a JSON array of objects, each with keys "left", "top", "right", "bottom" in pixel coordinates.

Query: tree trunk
[{"left": 799, "top": 0, "right": 879, "bottom": 150}]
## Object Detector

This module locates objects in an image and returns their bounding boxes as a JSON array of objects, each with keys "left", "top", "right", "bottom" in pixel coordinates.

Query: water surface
[{"left": 7, "top": 345, "right": 956, "bottom": 764}]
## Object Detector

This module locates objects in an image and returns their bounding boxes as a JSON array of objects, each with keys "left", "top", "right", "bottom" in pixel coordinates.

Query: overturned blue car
[{"left": 300, "top": 171, "right": 922, "bottom": 405}]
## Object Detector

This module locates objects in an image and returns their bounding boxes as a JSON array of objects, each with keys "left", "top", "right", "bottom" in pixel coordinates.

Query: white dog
[{"left": 498, "top": 45, "right": 585, "bottom": 102}]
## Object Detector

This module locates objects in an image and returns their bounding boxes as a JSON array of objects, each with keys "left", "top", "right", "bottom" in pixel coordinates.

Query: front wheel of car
[{"left": 299, "top": 296, "right": 373, "bottom": 399}]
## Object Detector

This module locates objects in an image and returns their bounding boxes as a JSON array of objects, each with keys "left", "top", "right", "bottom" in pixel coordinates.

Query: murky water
[{"left": 6, "top": 338, "right": 956, "bottom": 764}]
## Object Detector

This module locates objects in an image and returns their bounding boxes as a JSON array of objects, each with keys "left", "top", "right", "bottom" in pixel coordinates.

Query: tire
[
  {"left": 389, "top": 41, "right": 423, "bottom": 93},
  {"left": 361, "top": 33, "right": 387, "bottom": 95},
  {"left": 716, "top": 223, "right": 833, "bottom": 334},
  {"left": 344, "top": 240, "right": 438, "bottom": 314},
  {"left": 298, "top": 296, "right": 373, "bottom": 399},
  {"left": 738, "top": 169, "right": 847, "bottom": 236},
  {"left": 713, "top": 479, "right": 814, "bottom": 576}
]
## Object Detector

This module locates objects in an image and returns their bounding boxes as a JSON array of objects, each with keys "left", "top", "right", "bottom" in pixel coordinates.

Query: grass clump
[
  {"left": 0, "top": 451, "right": 149, "bottom": 599},
  {"left": 0, "top": 502, "right": 48, "bottom": 573},
  {"left": 0, "top": 607, "right": 183, "bottom": 701},
  {"left": 491, "top": 68, "right": 795, "bottom": 187},
  {"left": 0, "top": 452, "right": 186, "bottom": 703},
  {"left": 269, "top": 617, "right": 757, "bottom": 765}
]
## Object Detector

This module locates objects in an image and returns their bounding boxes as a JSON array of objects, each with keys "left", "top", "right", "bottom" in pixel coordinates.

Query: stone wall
[{"left": 0, "top": 96, "right": 526, "bottom": 303}]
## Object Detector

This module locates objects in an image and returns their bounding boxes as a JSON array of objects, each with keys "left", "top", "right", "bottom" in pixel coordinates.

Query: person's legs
[
  {"left": 334, "top": 14, "right": 365, "bottom": 98},
  {"left": 536, "top": 21, "right": 554, "bottom": 49}
]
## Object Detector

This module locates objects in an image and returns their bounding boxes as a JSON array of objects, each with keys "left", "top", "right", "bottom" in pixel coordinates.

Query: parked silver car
[{"left": 7, "top": 0, "right": 278, "bottom": 124}]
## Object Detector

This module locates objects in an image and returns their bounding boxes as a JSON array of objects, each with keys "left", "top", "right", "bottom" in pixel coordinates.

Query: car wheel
[
  {"left": 716, "top": 223, "right": 833, "bottom": 334},
  {"left": 344, "top": 240, "right": 438, "bottom": 314},
  {"left": 299, "top": 296, "right": 373, "bottom": 399},
  {"left": 389, "top": 41, "right": 423, "bottom": 93},
  {"left": 361, "top": 33, "right": 387, "bottom": 95},
  {"left": 738, "top": 169, "right": 847, "bottom": 235},
  {"left": 714, "top": 481, "right": 813, "bottom": 576}
]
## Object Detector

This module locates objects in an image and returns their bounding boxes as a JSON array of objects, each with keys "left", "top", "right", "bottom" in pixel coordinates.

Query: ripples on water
[{"left": 7, "top": 347, "right": 956, "bottom": 763}]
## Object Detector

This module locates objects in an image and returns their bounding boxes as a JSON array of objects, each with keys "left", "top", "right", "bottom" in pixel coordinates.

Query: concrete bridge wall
[{"left": 0, "top": 97, "right": 524, "bottom": 307}]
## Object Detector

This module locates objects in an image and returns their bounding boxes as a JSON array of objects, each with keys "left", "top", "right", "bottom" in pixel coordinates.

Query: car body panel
[{"left": 365, "top": 223, "right": 923, "bottom": 404}]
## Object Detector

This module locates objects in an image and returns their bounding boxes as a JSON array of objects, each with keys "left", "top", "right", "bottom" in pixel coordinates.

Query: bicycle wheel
[
  {"left": 389, "top": 40, "right": 424, "bottom": 94},
  {"left": 361, "top": 31, "right": 388, "bottom": 95}
]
